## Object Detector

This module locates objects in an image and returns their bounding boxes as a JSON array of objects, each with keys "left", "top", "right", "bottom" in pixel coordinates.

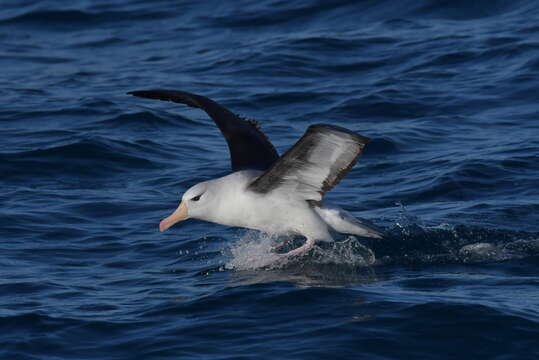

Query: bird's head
[{"left": 159, "top": 181, "right": 213, "bottom": 232}]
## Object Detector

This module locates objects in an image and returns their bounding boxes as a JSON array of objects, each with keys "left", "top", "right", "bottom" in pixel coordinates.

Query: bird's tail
[{"left": 315, "top": 205, "right": 385, "bottom": 239}]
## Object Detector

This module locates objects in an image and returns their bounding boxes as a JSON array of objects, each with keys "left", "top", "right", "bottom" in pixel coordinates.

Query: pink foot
[{"left": 277, "top": 237, "right": 315, "bottom": 257}]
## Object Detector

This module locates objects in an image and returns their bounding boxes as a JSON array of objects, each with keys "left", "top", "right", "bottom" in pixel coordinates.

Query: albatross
[{"left": 128, "top": 90, "right": 384, "bottom": 257}]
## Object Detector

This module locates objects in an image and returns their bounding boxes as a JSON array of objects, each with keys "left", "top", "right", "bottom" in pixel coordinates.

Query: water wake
[{"left": 224, "top": 220, "right": 539, "bottom": 270}]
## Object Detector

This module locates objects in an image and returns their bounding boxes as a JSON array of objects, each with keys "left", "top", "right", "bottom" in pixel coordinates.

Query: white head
[{"left": 159, "top": 180, "right": 217, "bottom": 232}]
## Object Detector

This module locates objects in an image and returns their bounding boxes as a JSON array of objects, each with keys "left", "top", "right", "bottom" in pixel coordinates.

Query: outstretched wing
[
  {"left": 248, "top": 124, "right": 370, "bottom": 204},
  {"left": 128, "top": 89, "right": 279, "bottom": 171}
]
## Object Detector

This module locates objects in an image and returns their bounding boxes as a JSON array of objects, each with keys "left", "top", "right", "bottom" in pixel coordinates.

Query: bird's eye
[{"left": 191, "top": 195, "right": 202, "bottom": 202}]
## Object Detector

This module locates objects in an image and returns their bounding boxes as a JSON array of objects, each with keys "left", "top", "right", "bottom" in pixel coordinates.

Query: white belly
[{"left": 219, "top": 190, "right": 331, "bottom": 240}]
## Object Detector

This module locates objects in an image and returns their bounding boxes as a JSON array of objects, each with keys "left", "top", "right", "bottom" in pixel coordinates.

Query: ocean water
[{"left": 1, "top": 0, "right": 539, "bottom": 359}]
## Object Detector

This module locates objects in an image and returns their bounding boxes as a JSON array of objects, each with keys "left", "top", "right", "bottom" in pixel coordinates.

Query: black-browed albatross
[{"left": 128, "top": 90, "right": 384, "bottom": 257}]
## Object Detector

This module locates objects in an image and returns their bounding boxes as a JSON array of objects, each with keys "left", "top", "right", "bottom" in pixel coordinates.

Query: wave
[
  {"left": 387, "top": 157, "right": 538, "bottom": 204},
  {"left": 0, "top": 138, "right": 160, "bottom": 182},
  {"left": 0, "top": 54, "right": 73, "bottom": 64},
  {"left": 207, "top": 0, "right": 536, "bottom": 30},
  {"left": 0, "top": 8, "right": 170, "bottom": 30},
  {"left": 224, "top": 221, "right": 539, "bottom": 272},
  {"left": 96, "top": 111, "right": 205, "bottom": 130}
]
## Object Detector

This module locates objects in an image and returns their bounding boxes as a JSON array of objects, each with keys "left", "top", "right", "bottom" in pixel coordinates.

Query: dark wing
[
  {"left": 127, "top": 89, "right": 279, "bottom": 171},
  {"left": 248, "top": 124, "right": 370, "bottom": 204}
]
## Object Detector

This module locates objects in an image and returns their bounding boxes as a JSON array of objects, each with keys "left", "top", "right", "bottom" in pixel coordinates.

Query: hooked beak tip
[{"left": 159, "top": 221, "right": 167, "bottom": 232}]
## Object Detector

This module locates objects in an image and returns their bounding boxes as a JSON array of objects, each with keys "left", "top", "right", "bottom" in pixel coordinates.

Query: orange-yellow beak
[{"left": 159, "top": 201, "right": 188, "bottom": 232}]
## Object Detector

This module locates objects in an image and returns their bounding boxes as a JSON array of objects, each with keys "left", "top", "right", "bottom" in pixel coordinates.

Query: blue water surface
[{"left": 1, "top": 1, "right": 539, "bottom": 359}]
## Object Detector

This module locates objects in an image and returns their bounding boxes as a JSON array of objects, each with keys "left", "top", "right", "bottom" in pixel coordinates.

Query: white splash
[
  {"left": 225, "top": 231, "right": 284, "bottom": 270},
  {"left": 224, "top": 231, "right": 376, "bottom": 270},
  {"left": 310, "top": 236, "right": 376, "bottom": 267}
]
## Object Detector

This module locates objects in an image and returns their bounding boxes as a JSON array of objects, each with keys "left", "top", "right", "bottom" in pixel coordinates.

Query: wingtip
[
  {"left": 125, "top": 89, "right": 199, "bottom": 107},
  {"left": 361, "top": 223, "right": 387, "bottom": 239},
  {"left": 309, "top": 124, "right": 372, "bottom": 145},
  {"left": 370, "top": 231, "right": 386, "bottom": 240}
]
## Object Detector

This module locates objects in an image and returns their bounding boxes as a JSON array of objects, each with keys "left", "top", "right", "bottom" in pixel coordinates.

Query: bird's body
[
  {"left": 197, "top": 170, "right": 332, "bottom": 238},
  {"left": 128, "top": 89, "right": 384, "bottom": 257}
]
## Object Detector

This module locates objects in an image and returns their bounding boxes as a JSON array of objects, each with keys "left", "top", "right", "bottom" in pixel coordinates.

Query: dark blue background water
[{"left": 1, "top": 1, "right": 539, "bottom": 359}]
